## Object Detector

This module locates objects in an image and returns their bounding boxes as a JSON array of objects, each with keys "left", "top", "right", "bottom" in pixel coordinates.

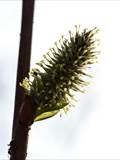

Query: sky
[{"left": 0, "top": 0, "right": 120, "bottom": 159}]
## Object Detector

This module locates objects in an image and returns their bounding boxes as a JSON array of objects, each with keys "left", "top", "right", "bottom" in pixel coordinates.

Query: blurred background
[{"left": 0, "top": 1, "right": 120, "bottom": 159}]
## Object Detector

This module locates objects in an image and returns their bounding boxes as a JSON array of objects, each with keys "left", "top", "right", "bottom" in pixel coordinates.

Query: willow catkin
[{"left": 20, "top": 25, "right": 100, "bottom": 121}]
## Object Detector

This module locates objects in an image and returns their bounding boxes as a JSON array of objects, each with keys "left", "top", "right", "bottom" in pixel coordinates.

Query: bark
[{"left": 9, "top": 0, "right": 35, "bottom": 159}]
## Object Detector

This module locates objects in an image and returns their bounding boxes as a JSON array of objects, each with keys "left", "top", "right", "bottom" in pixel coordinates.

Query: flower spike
[{"left": 20, "top": 25, "right": 100, "bottom": 122}]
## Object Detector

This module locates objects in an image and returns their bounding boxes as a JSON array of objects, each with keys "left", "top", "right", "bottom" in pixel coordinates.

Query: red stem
[{"left": 9, "top": 1, "right": 35, "bottom": 159}]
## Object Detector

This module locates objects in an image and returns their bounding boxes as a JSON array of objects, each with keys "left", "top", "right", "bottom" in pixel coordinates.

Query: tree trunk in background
[{"left": 9, "top": 0, "right": 35, "bottom": 159}]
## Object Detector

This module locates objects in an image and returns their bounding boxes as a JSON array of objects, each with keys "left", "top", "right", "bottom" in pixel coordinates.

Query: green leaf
[{"left": 34, "top": 110, "right": 59, "bottom": 122}]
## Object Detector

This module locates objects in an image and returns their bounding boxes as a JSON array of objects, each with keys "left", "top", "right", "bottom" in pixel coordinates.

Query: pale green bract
[{"left": 20, "top": 25, "right": 100, "bottom": 122}]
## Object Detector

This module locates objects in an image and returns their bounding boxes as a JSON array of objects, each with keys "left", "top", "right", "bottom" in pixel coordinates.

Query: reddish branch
[{"left": 9, "top": 0, "right": 35, "bottom": 159}]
